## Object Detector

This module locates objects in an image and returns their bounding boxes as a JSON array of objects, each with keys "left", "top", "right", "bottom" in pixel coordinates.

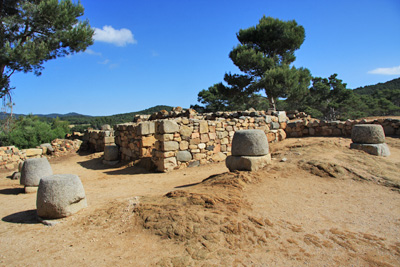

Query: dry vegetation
[{"left": 0, "top": 137, "right": 399, "bottom": 266}]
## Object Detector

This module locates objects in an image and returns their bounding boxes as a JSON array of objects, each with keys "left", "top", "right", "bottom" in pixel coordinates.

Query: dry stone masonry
[
  {"left": 286, "top": 118, "right": 400, "bottom": 137},
  {"left": 350, "top": 124, "right": 390, "bottom": 156},
  {"left": 114, "top": 110, "right": 287, "bottom": 172}
]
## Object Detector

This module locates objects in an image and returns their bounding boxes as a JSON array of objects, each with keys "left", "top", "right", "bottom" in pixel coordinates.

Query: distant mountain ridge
[{"left": 353, "top": 77, "right": 400, "bottom": 95}]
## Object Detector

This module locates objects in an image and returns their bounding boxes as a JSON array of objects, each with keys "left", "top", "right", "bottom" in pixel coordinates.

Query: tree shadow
[
  {"left": 2, "top": 209, "right": 39, "bottom": 224},
  {"left": 0, "top": 187, "right": 24, "bottom": 195}
]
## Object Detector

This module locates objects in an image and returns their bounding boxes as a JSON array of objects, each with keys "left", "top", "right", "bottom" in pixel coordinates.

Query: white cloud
[
  {"left": 99, "top": 59, "right": 110, "bottom": 65},
  {"left": 85, "top": 49, "right": 102, "bottom": 56},
  {"left": 368, "top": 65, "right": 400, "bottom": 75},
  {"left": 94, "top": 25, "right": 137, "bottom": 47}
]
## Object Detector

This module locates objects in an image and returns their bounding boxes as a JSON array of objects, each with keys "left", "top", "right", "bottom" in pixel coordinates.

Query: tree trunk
[{"left": 268, "top": 96, "right": 277, "bottom": 111}]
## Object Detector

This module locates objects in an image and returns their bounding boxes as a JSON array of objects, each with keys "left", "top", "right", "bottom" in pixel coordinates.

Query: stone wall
[
  {"left": 286, "top": 118, "right": 400, "bottom": 137},
  {"left": 114, "top": 113, "right": 288, "bottom": 172},
  {"left": 0, "top": 139, "right": 82, "bottom": 171},
  {"left": 81, "top": 129, "right": 115, "bottom": 152}
]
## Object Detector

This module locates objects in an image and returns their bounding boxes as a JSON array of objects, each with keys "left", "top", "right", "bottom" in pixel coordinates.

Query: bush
[{"left": 0, "top": 115, "right": 71, "bottom": 148}]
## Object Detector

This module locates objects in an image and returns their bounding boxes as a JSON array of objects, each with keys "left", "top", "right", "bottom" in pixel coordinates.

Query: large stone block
[
  {"left": 180, "top": 125, "right": 193, "bottom": 137},
  {"left": 104, "top": 144, "right": 119, "bottom": 161},
  {"left": 231, "top": 130, "right": 269, "bottom": 156},
  {"left": 226, "top": 154, "right": 271, "bottom": 171},
  {"left": 351, "top": 124, "right": 385, "bottom": 144},
  {"left": 199, "top": 121, "right": 209, "bottom": 134},
  {"left": 350, "top": 143, "right": 390, "bottom": 157},
  {"left": 176, "top": 151, "right": 192, "bottom": 162},
  {"left": 162, "top": 141, "right": 179, "bottom": 151},
  {"left": 137, "top": 122, "right": 155, "bottom": 135},
  {"left": 20, "top": 158, "right": 53, "bottom": 187},
  {"left": 156, "top": 157, "right": 177, "bottom": 172},
  {"left": 141, "top": 136, "right": 156, "bottom": 147},
  {"left": 156, "top": 120, "right": 179, "bottom": 134},
  {"left": 36, "top": 174, "right": 87, "bottom": 219},
  {"left": 25, "top": 148, "right": 43, "bottom": 157}
]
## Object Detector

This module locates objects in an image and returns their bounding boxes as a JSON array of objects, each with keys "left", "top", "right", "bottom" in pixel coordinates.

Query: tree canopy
[
  {"left": 228, "top": 16, "right": 311, "bottom": 110},
  {"left": 0, "top": 0, "right": 94, "bottom": 103}
]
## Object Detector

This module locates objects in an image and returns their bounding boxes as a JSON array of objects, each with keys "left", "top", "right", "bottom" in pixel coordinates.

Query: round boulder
[
  {"left": 351, "top": 124, "right": 385, "bottom": 144},
  {"left": 36, "top": 174, "right": 87, "bottom": 219},
  {"left": 20, "top": 158, "right": 53, "bottom": 187},
  {"left": 231, "top": 130, "right": 269, "bottom": 156},
  {"left": 104, "top": 144, "right": 119, "bottom": 161}
]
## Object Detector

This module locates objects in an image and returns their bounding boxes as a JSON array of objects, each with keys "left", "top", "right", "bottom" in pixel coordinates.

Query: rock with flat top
[
  {"left": 36, "top": 174, "right": 87, "bottom": 219},
  {"left": 231, "top": 130, "right": 269, "bottom": 156},
  {"left": 226, "top": 154, "right": 271, "bottom": 171},
  {"left": 351, "top": 124, "right": 385, "bottom": 144},
  {"left": 350, "top": 143, "right": 390, "bottom": 157},
  {"left": 20, "top": 158, "right": 53, "bottom": 188}
]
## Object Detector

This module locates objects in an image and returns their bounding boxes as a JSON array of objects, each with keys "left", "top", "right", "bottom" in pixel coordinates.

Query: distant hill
[
  {"left": 0, "top": 105, "right": 175, "bottom": 130},
  {"left": 353, "top": 77, "right": 400, "bottom": 95}
]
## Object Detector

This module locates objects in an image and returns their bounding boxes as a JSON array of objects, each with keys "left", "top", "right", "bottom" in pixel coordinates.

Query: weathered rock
[
  {"left": 156, "top": 157, "right": 177, "bottom": 172},
  {"left": 212, "top": 152, "right": 227, "bottom": 162},
  {"left": 162, "top": 141, "right": 179, "bottom": 151},
  {"left": 156, "top": 120, "right": 179, "bottom": 134},
  {"left": 25, "top": 148, "right": 43, "bottom": 157},
  {"left": 36, "top": 174, "right": 87, "bottom": 219},
  {"left": 350, "top": 143, "right": 390, "bottom": 157},
  {"left": 137, "top": 122, "right": 155, "bottom": 135},
  {"left": 104, "top": 144, "right": 119, "bottom": 161},
  {"left": 20, "top": 158, "right": 53, "bottom": 187},
  {"left": 176, "top": 151, "right": 192, "bottom": 162},
  {"left": 188, "top": 160, "right": 200, "bottom": 168},
  {"left": 101, "top": 124, "right": 112, "bottom": 131},
  {"left": 40, "top": 143, "right": 54, "bottom": 153},
  {"left": 351, "top": 124, "right": 385, "bottom": 144},
  {"left": 231, "top": 130, "right": 269, "bottom": 156},
  {"left": 226, "top": 154, "right": 272, "bottom": 171}
]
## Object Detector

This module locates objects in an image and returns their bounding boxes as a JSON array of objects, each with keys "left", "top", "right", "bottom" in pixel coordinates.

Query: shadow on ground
[
  {"left": 0, "top": 187, "right": 24, "bottom": 195},
  {"left": 2, "top": 209, "right": 39, "bottom": 224}
]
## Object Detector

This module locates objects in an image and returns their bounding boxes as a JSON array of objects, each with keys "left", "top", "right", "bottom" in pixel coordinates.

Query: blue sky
[{"left": 10, "top": 0, "right": 400, "bottom": 116}]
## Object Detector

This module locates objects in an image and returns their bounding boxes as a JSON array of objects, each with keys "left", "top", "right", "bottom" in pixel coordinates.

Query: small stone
[
  {"left": 212, "top": 152, "right": 227, "bottom": 162},
  {"left": 280, "top": 157, "right": 287, "bottom": 162},
  {"left": 11, "top": 172, "right": 21, "bottom": 180}
]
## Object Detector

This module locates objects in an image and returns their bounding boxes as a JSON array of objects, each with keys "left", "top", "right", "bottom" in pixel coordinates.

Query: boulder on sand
[
  {"left": 20, "top": 158, "right": 53, "bottom": 190},
  {"left": 36, "top": 174, "right": 87, "bottom": 219}
]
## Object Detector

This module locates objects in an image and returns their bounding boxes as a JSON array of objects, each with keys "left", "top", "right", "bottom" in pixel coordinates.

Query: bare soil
[{"left": 0, "top": 137, "right": 399, "bottom": 266}]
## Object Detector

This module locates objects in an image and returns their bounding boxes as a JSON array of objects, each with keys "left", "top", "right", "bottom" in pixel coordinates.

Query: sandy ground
[{"left": 0, "top": 137, "right": 399, "bottom": 266}]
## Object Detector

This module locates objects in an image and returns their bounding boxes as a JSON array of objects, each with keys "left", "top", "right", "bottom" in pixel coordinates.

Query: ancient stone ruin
[
  {"left": 350, "top": 124, "right": 390, "bottom": 156},
  {"left": 36, "top": 174, "right": 87, "bottom": 219},
  {"left": 226, "top": 130, "right": 271, "bottom": 171},
  {"left": 20, "top": 158, "right": 53, "bottom": 193},
  {"left": 103, "top": 144, "right": 119, "bottom": 165}
]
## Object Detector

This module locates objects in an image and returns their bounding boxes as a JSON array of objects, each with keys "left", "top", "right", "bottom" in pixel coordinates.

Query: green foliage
[
  {"left": 195, "top": 16, "right": 311, "bottom": 111},
  {"left": 0, "top": 115, "right": 70, "bottom": 148},
  {"left": 193, "top": 76, "right": 269, "bottom": 112},
  {"left": 228, "top": 16, "right": 311, "bottom": 110},
  {"left": 0, "top": 0, "right": 94, "bottom": 100}
]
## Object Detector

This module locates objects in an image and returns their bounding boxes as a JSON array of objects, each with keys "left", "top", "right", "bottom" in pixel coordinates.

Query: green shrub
[{"left": 0, "top": 115, "right": 71, "bottom": 148}]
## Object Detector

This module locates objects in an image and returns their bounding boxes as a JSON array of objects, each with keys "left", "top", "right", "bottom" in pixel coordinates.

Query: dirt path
[{"left": 0, "top": 137, "right": 399, "bottom": 266}]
